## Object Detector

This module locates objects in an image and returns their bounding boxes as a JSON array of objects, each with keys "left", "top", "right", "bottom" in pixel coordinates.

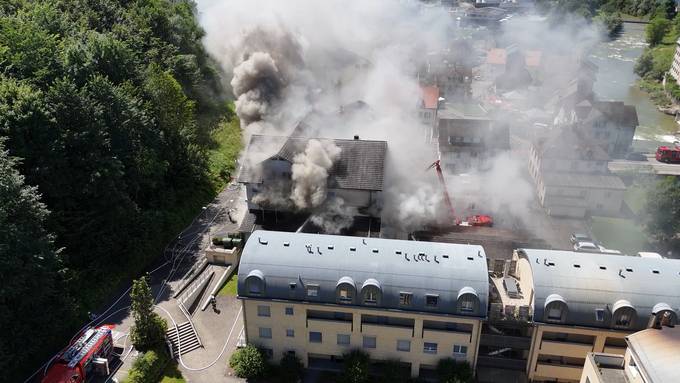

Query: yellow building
[
  {"left": 580, "top": 325, "right": 680, "bottom": 383},
  {"left": 237, "top": 230, "right": 490, "bottom": 378},
  {"left": 514, "top": 249, "right": 680, "bottom": 383}
]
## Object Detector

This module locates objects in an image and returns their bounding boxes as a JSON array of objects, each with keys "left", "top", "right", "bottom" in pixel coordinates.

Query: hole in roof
[
  {"left": 396, "top": 251, "right": 402, "bottom": 255},
  {"left": 283, "top": 242, "right": 290, "bottom": 247},
  {"left": 350, "top": 247, "right": 356, "bottom": 252},
  {"left": 599, "top": 266, "right": 607, "bottom": 270},
  {"left": 328, "top": 245, "right": 334, "bottom": 250},
  {"left": 573, "top": 264, "right": 581, "bottom": 268},
  {"left": 652, "top": 269, "right": 660, "bottom": 274},
  {"left": 442, "top": 255, "right": 449, "bottom": 259},
  {"left": 467, "top": 257, "right": 474, "bottom": 261},
  {"left": 626, "top": 268, "right": 633, "bottom": 272},
  {"left": 372, "top": 248, "right": 379, "bottom": 253}
]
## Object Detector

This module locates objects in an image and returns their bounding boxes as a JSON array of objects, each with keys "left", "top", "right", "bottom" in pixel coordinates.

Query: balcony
[
  {"left": 361, "top": 323, "right": 413, "bottom": 338},
  {"left": 535, "top": 363, "right": 583, "bottom": 381},
  {"left": 540, "top": 340, "right": 593, "bottom": 358},
  {"left": 422, "top": 328, "right": 472, "bottom": 344},
  {"left": 307, "top": 318, "right": 352, "bottom": 333}
]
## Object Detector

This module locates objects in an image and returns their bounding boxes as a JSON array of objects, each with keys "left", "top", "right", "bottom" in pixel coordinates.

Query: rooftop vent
[
  {"left": 283, "top": 242, "right": 290, "bottom": 247},
  {"left": 289, "top": 282, "right": 296, "bottom": 289},
  {"left": 626, "top": 268, "right": 633, "bottom": 272},
  {"left": 467, "top": 256, "right": 474, "bottom": 261},
  {"left": 548, "top": 262, "right": 555, "bottom": 266},
  {"left": 442, "top": 255, "right": 449, "bottom": 259},
  {"left": 258, "top": 237, "right": 268, "bottom": 245},
  {"left": 354, "top": 134, "right": 359, "bottom": 140},
  {"left": 350, "top": 247, "right": 356, "bottom": 252},
  {"left": 396, "top": 251, "right": 402, "bottom": 255},
  {"left": 419, "top": 252, "right": 425, "bottom": 257},
  {"left": 652, "top": 269, "right": 660, "bottom": 274},
  {"left": 328, "top": 245, "right": 334, "bottom": 250},
  {"left": 599, "top": 266, "right": 607, "bottom": 270},
  {"left": 372, "top": 248, "right": 379, "bottom": 253},
  {"left": 573, "top": 264, "right": 581, "bottom": 268}
]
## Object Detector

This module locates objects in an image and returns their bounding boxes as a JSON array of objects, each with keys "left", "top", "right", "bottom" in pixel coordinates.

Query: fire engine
[
  {"left": 41, "top": 325, "right": 114, "bottom": 383},
  {"left": 655, "top": 145, "right": 680, "bottom": 163},
  {"left": 426, "top": 160, "right": 493, "bottom": 227}
]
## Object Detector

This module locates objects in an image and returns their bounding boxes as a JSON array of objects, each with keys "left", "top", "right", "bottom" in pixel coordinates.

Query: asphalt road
[{"left": 609, "top": 153, "right": 680, "bottom": 176}]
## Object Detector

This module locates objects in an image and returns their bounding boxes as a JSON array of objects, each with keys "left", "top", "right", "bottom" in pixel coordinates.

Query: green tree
[
  {"left": 0, "top": 140, "right": 77, "bottom": 381},
  {"left": 341, "top": 349, "right": 370, "bottom": 383},
  {"left": 646, "top": 17, "right": 671, "bottom": 46},
  {"left": 645, "top": 176, "right": 680, "bottom": 244},
  {"left": 229, "top": 344, "right": 267, "bottom": 380},
  {"left": 436, "top": 358, "right": 473, "bottom": 383},
  {"left": 130, "top": 276, "right": 167, "bottom": 350},
  {"left": 634, "top": 49, "right": 655, "bottom": 77}
]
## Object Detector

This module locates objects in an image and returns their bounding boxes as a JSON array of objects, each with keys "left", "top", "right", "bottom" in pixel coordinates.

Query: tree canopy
[{"left": 0, "top": 0, "right": 231, "bottom": 379}]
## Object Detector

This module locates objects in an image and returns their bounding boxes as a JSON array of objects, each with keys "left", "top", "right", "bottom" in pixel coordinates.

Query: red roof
[
  {"left": 420, "top": 86, "right": 440, "bottom": 109},
  {"left": 486, "top": 48, "right": 506, "bottom": 65}
]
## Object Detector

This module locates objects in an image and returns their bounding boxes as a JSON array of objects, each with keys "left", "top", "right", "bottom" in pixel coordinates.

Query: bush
[
  {"left": 436, "top": 358, "right": 473, "bottom": 383},
  {"left": 123, "top": 347, "right": 170, "bottom": 383},
  {"left": 340, "top": 349, "right": 370, "bottom": 383},
  {"left": 229, "top": 344, "right": 267, "bottom": 379},
  {"left": 377, "top": 359, "right": 411, "bottom": 383},
  {"left": 275, "top": 353, "right": 304, "bottom": 383}
]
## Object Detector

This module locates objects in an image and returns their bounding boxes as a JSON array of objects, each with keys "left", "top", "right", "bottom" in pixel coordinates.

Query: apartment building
[
  {"left": 516, "top": 249, "right": 680, "bottom": 383},
  {"left": 237, "top": 230, "right": 489, "bottom": 378},
  {"left": 580, "top": 325, "right": 680, "bottom": 383},
  {"left": 670, "top": 38, "right": 680, "bottom": 86}
]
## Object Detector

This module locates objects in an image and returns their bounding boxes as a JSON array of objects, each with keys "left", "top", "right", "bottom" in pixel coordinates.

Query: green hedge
[{"left": 123, "top": 347, "right": 171, "bottom": 383}]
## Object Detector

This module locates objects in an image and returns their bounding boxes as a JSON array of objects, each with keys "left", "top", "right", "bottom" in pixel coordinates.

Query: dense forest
[{"left": 0, "top": 0, "right": 235, "bottom": 380}]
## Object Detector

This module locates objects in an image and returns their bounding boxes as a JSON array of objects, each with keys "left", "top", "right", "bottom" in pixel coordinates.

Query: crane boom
[{"left": 427, "top": 160, "right": 456, "bottom": 221}]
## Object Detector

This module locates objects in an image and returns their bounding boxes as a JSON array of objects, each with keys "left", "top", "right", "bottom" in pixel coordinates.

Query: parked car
[
  {"left": 574, "top": 241, "right": 600, "bottom": 253},
  {"left": 570, "top": 233, "right": 592, "bottom": 244}
]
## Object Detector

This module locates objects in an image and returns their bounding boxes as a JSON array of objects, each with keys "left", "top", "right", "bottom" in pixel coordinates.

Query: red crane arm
[{"left": 427, "top": 160, "right": 455, "bottom": 220}]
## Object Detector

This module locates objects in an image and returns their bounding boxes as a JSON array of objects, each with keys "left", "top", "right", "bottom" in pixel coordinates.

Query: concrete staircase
[{"left": 167, "top": 321, "right": 202, "bottom": 356}]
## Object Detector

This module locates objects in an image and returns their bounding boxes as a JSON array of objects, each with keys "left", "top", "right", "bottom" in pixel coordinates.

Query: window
[
  {"left": 426, "top": 294, "right": 439, "bottom": 308},
  {"left": 259, "top": 327, "right": 272, "bottom": 339},
  {"left": 306, "top": 284, "right": 319, "bottom": 297},
  {"left": 261, "top": 348, "right": 273, "bottom": 359},
  {"left": 547, "top": 307, "right": 562, "bottom": 321},
  {"left": 397, "top": 340, "right": 411, "bottom": 352},
  {"left": 309, "top": 331, "right": 322, "bottom": 343},
  {"left": 595, "top": 309, "right": 605, "bottom": 322},
  {"left": 338, "top": 285, "right": 353, "bottom": 303},
  {"left": 453, "top": 345, "right": 468, "bottom": 357},
  {"left": 616, "top": 312, "right": 632, "bottom": 327},
  {"left": 363, "top": 287, "right": 379, "bottom": 305},
  {"left": 423, "top": 342, "right": 438, "bottom": 354},
  {"left": 399, "top": 292, "right": 412, "bottom": 306},
  {"left": 337, "top": 334, "right": 350, "bottom": 346},
  {"left": 257, "top": 305, "right": 270, "bottom": 317},
  {"left": 363, "top": 336, "right": 377, "bottom": 349},
  {"left": 459, "top": 296, "right": 475, "bottom": 312},
  {"left": 285, "top": 307, "right": 294, "bottom": 316},
  {"left": 286, "top": 329, "right": 295, "bottom": 337}
]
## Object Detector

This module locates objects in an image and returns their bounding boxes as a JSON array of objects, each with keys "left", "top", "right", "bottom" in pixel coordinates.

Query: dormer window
[
  {"left": 457, "top": 287, "right": 479, "bottom": 314},
  {"left": 544, "top": 294, "right": 568, "bottom": 323},
  {"left": 336, "top": 277, "right": 356, "bottom": 304},
  {"left": 245, "top": 269, "right": 265, "bottom": 295},
  {"left": 361, "top": 279, "right": 382, "bottom": 306},
  {"left": 612, "top": 300, "right": 636, "bottom": 329}
]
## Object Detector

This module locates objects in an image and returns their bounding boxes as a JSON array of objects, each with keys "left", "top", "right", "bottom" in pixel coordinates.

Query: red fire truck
[
  {"left": 655, "top": 145, "right": 680, "bottom": 163},
  {"left": 41, "top": 325, "right": 114, "bottom": 383}
]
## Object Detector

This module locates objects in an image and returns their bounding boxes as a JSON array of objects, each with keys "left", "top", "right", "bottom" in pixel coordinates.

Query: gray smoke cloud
[
  {"left": 199, "top": 0, "right": 604, "bottom": 234},
  {"left": 310, "top": 197, "right": 358, "bottom": 234},
  {"left": 291, "top": 139, "right": 341, "bottom": 209}
]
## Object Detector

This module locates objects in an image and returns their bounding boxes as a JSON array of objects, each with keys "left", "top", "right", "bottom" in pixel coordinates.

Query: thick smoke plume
[
  {"left": 310, "top": 197, "right": 358, "bottom": 234},
  {"left": 291, "top": 139, "right": 341, "bottom": 209},
  {"left": 199, "top": 0, "right": 604, "bottom": 233}
]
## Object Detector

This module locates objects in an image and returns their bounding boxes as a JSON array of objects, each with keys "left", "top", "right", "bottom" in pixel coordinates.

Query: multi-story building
[
  {"left": 580, "top": 325, "right": 680, "bottom": 383},
  {"left": 418, "top": 85, "right": 440, "bottom": 131},
  {"left": 237, "top": 230, "right": 489, "bottom": 378},
  {"left": 514, "top": 249, "right": 680, "bottom": 383},
  {"left": 528, "top": 128, "right": 626, "bottom": 218},
  {"left": 670, "top": 37, "right": 680, "bottom": 86}
]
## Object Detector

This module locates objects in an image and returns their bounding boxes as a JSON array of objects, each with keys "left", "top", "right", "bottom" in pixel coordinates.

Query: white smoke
[
  {"left": 310, "top": 197, "right": 358, "bottom": 234},
  {"left": 291, "top": 139, "right": 341, "bottom": 209}
]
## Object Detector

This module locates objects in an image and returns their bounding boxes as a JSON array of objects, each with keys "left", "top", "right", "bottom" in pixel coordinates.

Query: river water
[{"left": 589, "top": 22, "right": 679, "bottom": 151}]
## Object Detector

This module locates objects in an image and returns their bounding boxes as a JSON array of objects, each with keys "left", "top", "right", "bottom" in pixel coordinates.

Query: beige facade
[
  {"left": 526, "top": 322, "right": 630, "bottom": 382},
  {"left": 671, "top": 38, "right": 680, "bottom": 86},
  {"left": 242, "top": 298, "right": 483, "bottom": 378}
]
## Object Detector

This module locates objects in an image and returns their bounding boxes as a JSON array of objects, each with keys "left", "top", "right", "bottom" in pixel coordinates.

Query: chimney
[{"left": 353, "top": 135, "right": 359, "bottom": 140}]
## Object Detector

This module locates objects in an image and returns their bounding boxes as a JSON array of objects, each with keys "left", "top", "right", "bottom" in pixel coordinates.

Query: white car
[{"left": 573, "top": 241, "right": 600, "bottom": 253}]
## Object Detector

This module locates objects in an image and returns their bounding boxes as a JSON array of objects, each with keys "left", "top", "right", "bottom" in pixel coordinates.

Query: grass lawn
[
  {"left": 208, "top": 110, "right": 242, "bottom": 183},
  {"left": 160, "top": 362, "right": 186, "bottom": 383},
  {"left": 217, "top": 268, "right": 239, "bottom": 296},
  {"left": 591, "top": 216, "right": 652, "bottom": 255}
]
